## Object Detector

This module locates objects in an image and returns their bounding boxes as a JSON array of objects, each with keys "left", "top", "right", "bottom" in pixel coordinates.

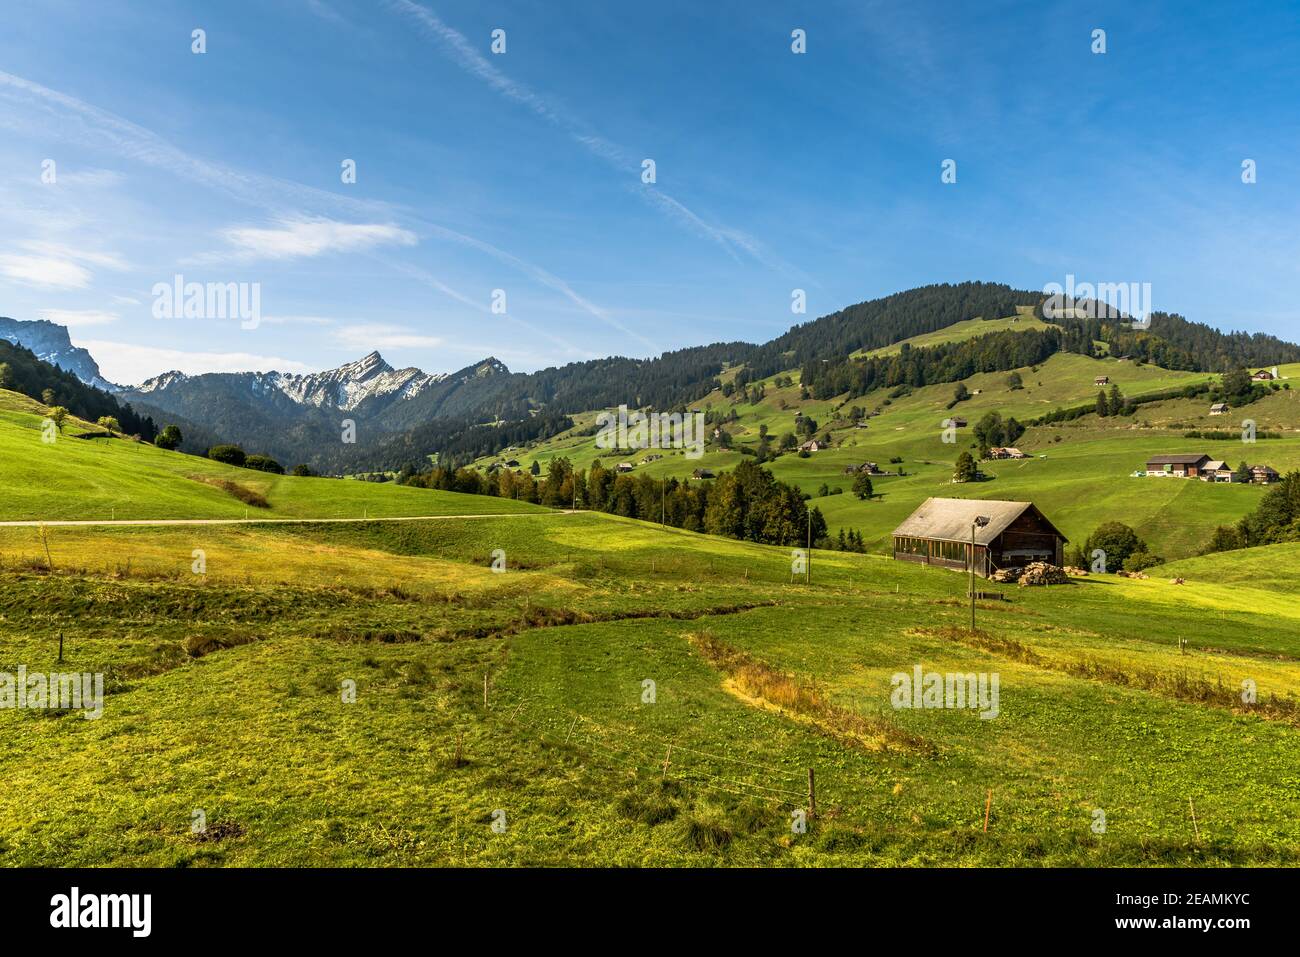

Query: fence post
[{"left": 807, "top": 768, "right": 816, "bottom": 819}]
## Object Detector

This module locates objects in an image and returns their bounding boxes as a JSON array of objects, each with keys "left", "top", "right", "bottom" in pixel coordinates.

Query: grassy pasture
[
  {"left": 0, "top": 390, "right": 546, "bottom": 522},
  {"left": 1, "top": 507, "right": 1297, "bottom": 866},
  {"left": 475, "top": 339, "right": 1275, "bottom": 559}
]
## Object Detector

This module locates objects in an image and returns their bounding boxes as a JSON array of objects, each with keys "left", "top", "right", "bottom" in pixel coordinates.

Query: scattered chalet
[
  {"left": 1145, "top": 453, "right": 1280, "bottom": 483},
  {"left": 798, "top": 439, "right": 829, "bottom": 453},
  {"left": 691, "top": 468, "right": 714, "bottom": 480},
  {"left": 892, "top": 498, "right": 1067, "bottom": 577},
  {"left": 1209, "top": 402, "right": 1229, "bottom": 415},
  {"left": 986, "top": 447, "right": 1027, "bottom": 460},
  {"left": 1202, "top": 459, "right": 1231, "bottom": 482},
  {"left": 1253, "top": 369, "right": 1277, "bottom": 381},
  {"left": 1094, "top": 375, "right": 1109, "bottom": 385},
  {"left": 1146, "top": 453, "right": 1211, "bottom": 477},
  {"left": 616, "top": 462, "right": 635, "bottom": 473}
]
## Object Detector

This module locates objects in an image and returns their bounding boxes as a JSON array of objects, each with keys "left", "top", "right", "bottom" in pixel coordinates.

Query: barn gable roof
[
  {"left": 892, "top": 497, "right": 1067, "bottom": 546},
  {"left": 1146, "top": 453, "right": 1211, "bottom": 466}
]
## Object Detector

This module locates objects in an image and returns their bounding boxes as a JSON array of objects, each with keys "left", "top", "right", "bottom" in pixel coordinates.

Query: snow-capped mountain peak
[
  {"left": 0, "top": 316, "right": 118, "bottom": 391},
  {"left": 135, "top": 370, "right": 190, "bottom": 393},
  {"left": 262, "top": 351, "right": 449, "bottom": 412}
]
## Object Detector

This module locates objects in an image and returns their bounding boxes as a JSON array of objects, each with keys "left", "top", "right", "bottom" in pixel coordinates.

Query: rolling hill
[
  {"left": 1, "top": 440, "right": 1298, "bottom": 865},
  {"left": 471, "top": 316, "right": 1300, "bottom": 560},
  {"left": 0, "top": 389, "right": 546, "bottom": 522}
]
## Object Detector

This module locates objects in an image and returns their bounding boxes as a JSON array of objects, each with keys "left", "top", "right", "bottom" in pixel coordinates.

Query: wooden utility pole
[
  {"left": 483, "top": 672, "right": 489, "bottom": 708},
  {"left": 970, "top": 521, "right": 977, "bottom": 631},
  {"left": 969, "top": 516, "right": 989, "bottom": 631},
  {"left": 57, "top": 630, "right": 64, "bottom": 663}
]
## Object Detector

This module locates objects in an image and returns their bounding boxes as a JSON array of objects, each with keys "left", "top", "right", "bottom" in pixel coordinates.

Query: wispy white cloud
[
  {"left": 303, "top": 0, "right": 348, "bottom": 26},
  {"left": 0, "top": 64, "right": 629, "bottom": 360},
  {"left": 335, "top": 322, "right": 442, "bottom": 349},
  {"left": 37, "top": 308, "right": 119, "bottom": 327},
  {"left": 22, "top": 240, "right": 127, "bottom": 270},
  {"left": 385, "top": 1, "right": 790, "bottom": 273},
  {"left": 0, "top": 69, "right": 392, "bottom": 221},
  {"left": 419, "top": 222, "right": 657, "bottom": 352},
  {"left": 54, "top": 168, "right": 124, "bottom": 189},
  {"left": 259, "top": 313, "right": 337, "bottom": 327},
  {"left": 77, "top": 339, "right": 313, "bottom": 384},
  {"left": 0, "top": 253, "right": 92, "bottom": 289},
  {"left": 388, "top": 259, "right": 593, "bottom": 359},
  {"left": 0, "top": 239, "right": 128, "bottom": 289},
  {"left": 208, "top": 218, "right": 417, "bottom": 263}
]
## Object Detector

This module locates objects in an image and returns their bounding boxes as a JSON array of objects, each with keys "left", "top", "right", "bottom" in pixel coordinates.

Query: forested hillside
[{"left": 0, "top": 341, "right": 155, "bottom": 438}]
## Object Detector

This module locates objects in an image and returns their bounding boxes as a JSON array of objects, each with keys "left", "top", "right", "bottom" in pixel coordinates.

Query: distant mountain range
[
  {"left": 131, "top": 350, "right": 455, "bottom": 413},
  {"left": 6, "top": 280, "right": 1300, "bottom": 474},
  {"left": 118, "top": 352, "right": 513, "bottom": 469},
  {"left": 0, "top": 314, "right": 519, "bottom": 468}
]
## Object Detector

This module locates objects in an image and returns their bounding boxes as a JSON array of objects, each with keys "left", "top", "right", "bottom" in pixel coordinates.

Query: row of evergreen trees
[
  {"left": 400, "top": 458, "right": 857, "bottom": 548},
  {"left": 800, "top": 327, "right": 1065, "bottom": 400}
]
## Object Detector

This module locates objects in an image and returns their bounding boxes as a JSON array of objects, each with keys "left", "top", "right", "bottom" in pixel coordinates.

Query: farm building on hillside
[
  {"left": 616, "top": 462, "right": 635, "bottom": 473},
  {"left": 798, "top": 439, "right": 829, "bottom": 452},
  {"left": 1209, "top": 402, "right": 1230, "bottom": 415},
  {"left": 986, "top": 447, "right": 1027, "bottom": 460},
  {"left": 1253, "top": 369, "right": 1276, "bottom": 381},
  {"left": 1146, "top": 453, "right": 1211, "bottom": 477},
  {"left": 892, "top": 498, "right": 1067, "bottom": 577},
  {"left": 1202, "top": 460, "right": 1232, "bottom": 482},
  {"left": 1094, "top": 375, "right": 1109, "bottom": 385},
  {"left": 1250, "top": 465, "right": 1281, "bottom": 484}
]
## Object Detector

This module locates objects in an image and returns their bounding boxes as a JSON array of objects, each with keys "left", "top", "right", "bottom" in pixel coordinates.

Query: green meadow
[
  {"left": 2, "top": 336, "right": 1297, "bottom": 868},
  {"left": 1, "top": 506, "right": 1297, "bottom": 866},
  {"left": 0, "top": 392, "right": 544, "bottom": 522}
]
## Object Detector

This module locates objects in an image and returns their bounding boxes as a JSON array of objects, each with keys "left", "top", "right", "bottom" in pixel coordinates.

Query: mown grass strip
[
  {"left": 913, "top": 625, "right": 1300, "bottom": 724},
  {"left": 686, "top": 628, "right": 929, "bottom": 753}
]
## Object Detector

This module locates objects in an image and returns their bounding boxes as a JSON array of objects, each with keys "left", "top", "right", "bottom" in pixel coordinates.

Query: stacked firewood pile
[{"left": 989, "top": 562, "right": 1071, "bottom": 586}]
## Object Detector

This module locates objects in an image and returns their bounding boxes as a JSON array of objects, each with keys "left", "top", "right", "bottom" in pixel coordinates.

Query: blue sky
[{"left": 1, "top": 0, "right": 1299, "bottom": 384}]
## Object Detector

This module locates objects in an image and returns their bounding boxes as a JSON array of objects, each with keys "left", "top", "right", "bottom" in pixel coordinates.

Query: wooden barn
[{"left": 892, "top": 497, "right": 1067, "bottom": 577}]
